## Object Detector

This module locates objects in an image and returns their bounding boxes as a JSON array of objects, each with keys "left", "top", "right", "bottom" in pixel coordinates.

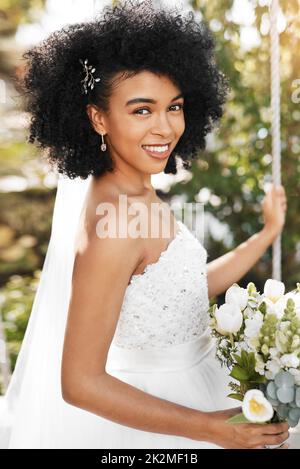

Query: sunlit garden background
[{"left": 0, "top": 0, "right": 300, "bottom": 394}]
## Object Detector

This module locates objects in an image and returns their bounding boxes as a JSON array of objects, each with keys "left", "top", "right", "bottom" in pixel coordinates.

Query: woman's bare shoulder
[{"left": 74, "top": 194, "right": 146, "bottom": 276}]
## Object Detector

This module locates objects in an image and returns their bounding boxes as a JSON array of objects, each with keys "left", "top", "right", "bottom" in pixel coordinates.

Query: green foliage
[
  {"left": 0, "top": 187, "right": 55, "bottom": 284},
  {"left": 0, "top": 0, "right": 46, "bottom": 36},
  {"left": 228, "top": 393, "right": 244, "bottom": 402},
  {"left": 169, "top": 0, "right": 300, "bottom": 294},
  {"left": 266, "top": 372, "right": 300, "bottom": 427},
  {"left": 227, "top": 413, "right": 252, "bottom": 424},
  {"left": 1, "top": 0, "right": 300, "bottom": 395},
  {"left": 0, "top": 272, "right": 39, "bottom": 393},
  {"left": 227, "top": 350, "right": 266, "bottom": 403}
]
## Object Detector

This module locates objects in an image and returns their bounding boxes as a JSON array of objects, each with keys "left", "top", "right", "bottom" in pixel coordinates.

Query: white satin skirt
[{"left": 4, "top": 329, "right": 238, "bottom": 449}]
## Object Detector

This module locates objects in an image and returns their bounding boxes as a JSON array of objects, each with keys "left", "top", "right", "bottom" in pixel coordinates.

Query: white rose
[
  {"left": 242, "top": 389, "right": 274, "bottom": 423},
  {"left": 215, "top": 303, "right": 243, "bottom": 335},
  {"left": 225, "top": 285, "right": 249, "bottom": 310},
  {"left": 264, "top": 279, "right": 285, "bottom": 303},
  {"left": 280, "top": 353, "right": 300, "bottom": 368}
]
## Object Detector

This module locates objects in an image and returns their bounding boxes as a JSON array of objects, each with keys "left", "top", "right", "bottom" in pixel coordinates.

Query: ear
[{"left": 86, "top": 104, "right": 107, "bottom": 135}]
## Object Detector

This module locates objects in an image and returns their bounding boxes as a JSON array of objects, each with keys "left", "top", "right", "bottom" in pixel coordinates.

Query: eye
[
  {"left": 170, "top": 103, "right": 184, "bottom": 112},
  {"left": 133, "top": 103, "right": 184, "bottom": 115},
  {"left": 133, "top": 108, "right": 150, "bottom": 115}
]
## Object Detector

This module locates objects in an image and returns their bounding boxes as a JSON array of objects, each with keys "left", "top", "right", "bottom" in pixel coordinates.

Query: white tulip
[
  {"left": 263, "top": 297, "right": 285, "bottom": 319},
  {"left": 280, "top": 353, "right": 300, "bottom": 369},
  {"left": 242, "top": 389, "right": 274, "bottom": 423},
  {"left": 215, "top": 303, "right": 243, "bottom": 335},
  {"left": 264, "top": 291, "right": 300, "bottom": 320},
  {"left": 225, "top": 284, "right": 249, "bottom": 310},
  {"left": 264, "top": 279, "right": 285, "bottom": 303}
]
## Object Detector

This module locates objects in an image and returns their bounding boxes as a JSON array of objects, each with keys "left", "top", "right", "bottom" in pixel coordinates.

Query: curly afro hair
[{"left": 22, "top": 0, "right": 229, "bottom": 180}]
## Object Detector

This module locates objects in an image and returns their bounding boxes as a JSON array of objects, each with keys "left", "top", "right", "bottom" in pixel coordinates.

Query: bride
[{"left": 0, "top": 0, "right": 289, "bottom": 449}]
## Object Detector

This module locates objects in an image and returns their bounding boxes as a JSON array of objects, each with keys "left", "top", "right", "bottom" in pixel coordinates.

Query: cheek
[
  {"left": 178, "top": 115, "right": 185, "bottom": 134},
  {"left": 114, "top": 116, "right": 146, "bottom": 144},
  {"left": 108, "top": 120, "right": 146, "bottom": 161},
  {"left": 167, "top": 113, "right": 185, "bottom": 137}
]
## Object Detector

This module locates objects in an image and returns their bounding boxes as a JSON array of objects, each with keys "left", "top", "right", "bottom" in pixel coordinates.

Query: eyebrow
[{"left": 125, "top": 93, "right": 184, "bottom": 107}]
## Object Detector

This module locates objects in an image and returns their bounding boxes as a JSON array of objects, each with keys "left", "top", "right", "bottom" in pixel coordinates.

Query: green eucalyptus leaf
[
  {"left": 228, "top": 393, "right": 245, "bottom": 402},
  {"left": 227, "top": 413, "right": 251, "bottom": 424}
]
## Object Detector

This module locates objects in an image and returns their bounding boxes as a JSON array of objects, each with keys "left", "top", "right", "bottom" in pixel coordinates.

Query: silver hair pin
[{"left": 79, "top": 58, "right": 101, "bottom": 94}]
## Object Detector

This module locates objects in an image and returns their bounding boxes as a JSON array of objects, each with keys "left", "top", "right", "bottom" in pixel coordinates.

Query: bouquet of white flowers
[{"left": 209, "top": 280, "right": 300, "bottom": 426}]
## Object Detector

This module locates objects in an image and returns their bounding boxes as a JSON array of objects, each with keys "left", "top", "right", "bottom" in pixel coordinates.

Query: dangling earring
[{"left": 100, "top": 133, "right": 107, "bottom": 152}]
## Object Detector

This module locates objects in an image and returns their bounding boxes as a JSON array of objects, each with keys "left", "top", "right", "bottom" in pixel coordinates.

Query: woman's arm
[
  {"left": 62, "top": 214, "right": 208, "bottom": 441},
  {"left": 61, "top": 209, "right": 288, "bottom": 448},
  {"left": 207, "top": 227, "right": 277, "bottom": 299},
  {"left": 207, "top": 184, "right": 287, "bottom": 299}
]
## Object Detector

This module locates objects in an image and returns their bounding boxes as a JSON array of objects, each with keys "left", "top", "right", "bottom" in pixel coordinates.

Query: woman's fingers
[
  {"left": 269, "top": 183, "right": 286, "bottom": 200},
  {"left": 249, "top": 422, "right": 289, "bottom": 448},
  {"left": 272, "top": 186, "right": 286, "bottom": 202},
  {"left": 256, "top": 421, "right": 289, "bottom": 435},
  {"left": 252, "top": 444, "right": 289, "bottom": 449},
  {"left": 260, "top": 431, "right": 289, "bottom": 446}
]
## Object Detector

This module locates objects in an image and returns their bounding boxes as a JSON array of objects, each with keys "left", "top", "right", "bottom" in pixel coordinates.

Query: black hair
[{"left": 22, "top": 0, "right": 229, "bottom": 179}]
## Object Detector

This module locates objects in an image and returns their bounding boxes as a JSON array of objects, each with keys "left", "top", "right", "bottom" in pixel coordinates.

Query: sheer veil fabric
[{"left": 0, "top": 174, "right": 91, "bottom": 448}]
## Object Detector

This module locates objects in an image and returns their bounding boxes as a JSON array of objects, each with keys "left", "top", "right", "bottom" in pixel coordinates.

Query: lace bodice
[{"left": 111, "top": 220, "right": 209, "bottom": 350}]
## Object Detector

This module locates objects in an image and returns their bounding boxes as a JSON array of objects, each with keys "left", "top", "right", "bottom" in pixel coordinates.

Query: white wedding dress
[
  {"left": 1, "top": 170, "right": 299, "bottom": 449},
  {"left": 32, "top": 219, "right": 236, "bottom": 448},
  {"left": 101, "top": 220, "right": 237, "bottom": 449},
  {"left": 1, "top": 214, "right": 237, "bottom": 449}
]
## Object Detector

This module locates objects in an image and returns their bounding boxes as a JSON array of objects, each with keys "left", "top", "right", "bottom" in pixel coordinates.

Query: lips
[
  {"left": 142, "top": 144, "right": 171, "bottom": 159},
  {"left": 143, "top": 142, "right": 171, "bottom": 146}
]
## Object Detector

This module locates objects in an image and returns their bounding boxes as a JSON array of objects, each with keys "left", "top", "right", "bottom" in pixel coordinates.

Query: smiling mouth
[{"left": 141, "top": 144, "right": 171, "bottom": 159}]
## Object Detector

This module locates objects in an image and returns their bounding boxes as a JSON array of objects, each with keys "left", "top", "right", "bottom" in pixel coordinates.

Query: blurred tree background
[
  {"left": 0, "top": 0, "right": 56, "bottom": 392},
  {"left": 0, "top": 0, "right": 299, "bottom": 394}
]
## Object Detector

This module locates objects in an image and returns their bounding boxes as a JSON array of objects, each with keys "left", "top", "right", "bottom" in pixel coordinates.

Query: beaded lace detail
[{"left": 111, "top": 221, "right": 209, "bottom": 350}]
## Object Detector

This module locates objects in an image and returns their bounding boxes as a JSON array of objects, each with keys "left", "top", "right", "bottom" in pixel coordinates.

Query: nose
[{"left": 150, "top": 111, "right": 174, "bottom": 139}]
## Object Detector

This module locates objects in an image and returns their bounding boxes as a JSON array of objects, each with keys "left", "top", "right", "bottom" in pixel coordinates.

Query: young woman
[{"left": 0, "top": 0, "right": 288, "bottom": 449}]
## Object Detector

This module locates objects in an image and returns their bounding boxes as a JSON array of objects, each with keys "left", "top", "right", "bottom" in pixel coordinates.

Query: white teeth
[{"left": 143, "top": 145, "right": 168, "bottom": 153}]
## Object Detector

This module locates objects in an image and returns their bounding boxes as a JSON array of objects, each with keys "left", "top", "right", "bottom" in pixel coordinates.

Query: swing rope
[{"left": 270, "top": 0, "right": 282, "bottom": 281}]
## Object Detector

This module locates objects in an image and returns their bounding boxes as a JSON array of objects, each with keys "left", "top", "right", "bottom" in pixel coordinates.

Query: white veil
[{"left": 0, "top": 173, "right": 92, "bottom": 448}]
